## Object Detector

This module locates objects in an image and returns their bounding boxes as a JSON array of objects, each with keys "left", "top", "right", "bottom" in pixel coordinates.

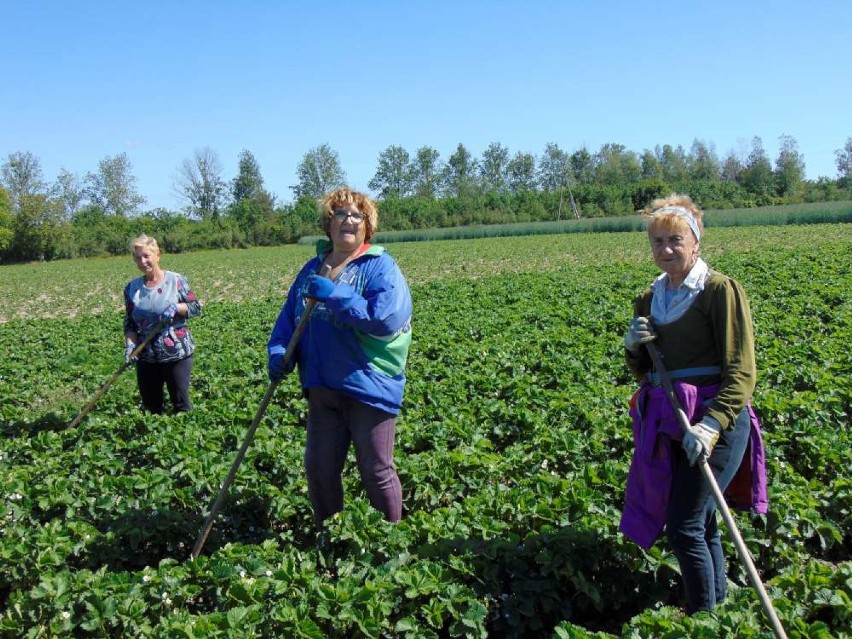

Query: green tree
[
  {"left": 53, "top": 168, "right": 85, "bottom": 218},
  {"left": 0, "top": 187, "right": 13, "bottom": 257},
  {"left": 688, "top": 139, "right": 721, "bottom": 182},
  {"left": 657, "top": 144, "right": 689, "bottom": 183},
  {"left": 570, "top": 147, "right": 595, "bottom": 184},
  {"left": 369, "top": 145, "right": 414, "bottom": 198},
  {"left": 537, "top": 142, "right": 570, "bottom": 192},
  {"left": 640, "top": 149, "right": 663, "bottom": 180},
  {"left": 739, "top": 137, "right": 774, "bottom": 197},
  {"left": 227, "top": 149, "right": 275, "bottom": 241},
  {"left": 721, "top": 149, "right": 743, "bottom": 183},
  {"left": 282, "top": 194, "right": 323, "bottom": 240},
  {"left": 228, "top": 197, "right": 264, "bottom": 242},
  {"left": 596, "top": 143, "right": 641, "bottom": 185},
  {"left": 411, "top": 146, "right": 443, "bottom": 198},
  {"left": 479, "top": 142, "right": 510, "bottom": 193},
  {"left": 0, "top": 152, "right": 69, "bottom": 261},
  {"left": 71, "top": 204, "right": 132, "bottom": 256},
  {"left": 443, "top": 143, "right": 479, "bottom": 198},
  {"left": 507, "top": 152, "right": 537, "bottom": 193},
  {"left": 174, "top": 147, "right": 226, "bottom": 220},
  {"left": 232, "top": 149, "right": 265, "bottom": 203},
  {"left": 835, "top": 137, "right": 852, "bottom": 186},
  {"left": 774, "top": 134, "right": 806, "bottom": 198},
  {"left": 291, "top": 143, "right": 346, "bottom": 200},
  {"left": 9, "top": 193, "right": 69, "bottom": 261},
  {"left": 1, "top": 151, "right": 46, "bottom": 210},
  {"left": 631, "top": 179, "right": 670, "bottom": 212},
  {"left": 84, "top": 152, "right": 146, "bottom": 216}
]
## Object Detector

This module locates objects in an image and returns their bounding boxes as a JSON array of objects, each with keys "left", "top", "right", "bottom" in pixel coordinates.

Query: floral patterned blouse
[{"left": 123, "top": 271, "right": 201, "bottom": 363}]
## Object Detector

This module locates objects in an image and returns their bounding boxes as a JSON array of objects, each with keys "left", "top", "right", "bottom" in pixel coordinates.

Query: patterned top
[{"left": 123, "top": 270, "right": 201, "bottom": 363}]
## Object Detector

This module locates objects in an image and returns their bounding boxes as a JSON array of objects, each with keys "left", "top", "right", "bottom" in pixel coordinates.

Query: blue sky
[{"left": 2, "top": 1, "right": 849, "bottom": 211}]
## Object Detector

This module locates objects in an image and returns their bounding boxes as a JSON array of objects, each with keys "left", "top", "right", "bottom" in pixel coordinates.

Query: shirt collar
[{"left": 653, "top": 257, "right": 708, "bottom": 293}]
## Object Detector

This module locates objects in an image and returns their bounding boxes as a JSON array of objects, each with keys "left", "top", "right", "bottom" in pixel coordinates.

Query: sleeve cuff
[
  {"left": 268, "top": 344, "right": 286, "bottom": 357},
  {"left": 701, "top": 415, "right": 723, "bottom": 432}
]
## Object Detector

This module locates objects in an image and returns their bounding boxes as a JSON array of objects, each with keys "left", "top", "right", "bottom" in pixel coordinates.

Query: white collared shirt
[{"left": 650, "top": 258, "right": 710, "bottom": 324}]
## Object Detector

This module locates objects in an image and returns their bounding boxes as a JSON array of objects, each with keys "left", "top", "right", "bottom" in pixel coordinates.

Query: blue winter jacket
[{"left": 267, "top": 240, "right": 413, "bottom": 415}]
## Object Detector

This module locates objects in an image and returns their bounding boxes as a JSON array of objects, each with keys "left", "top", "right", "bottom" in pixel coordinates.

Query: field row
[
  {"left": 3, "top": 224, "right": 850, "bottom": 323},
  {"left": 1, "top": 225, "right": 850, "bottom": 637}
]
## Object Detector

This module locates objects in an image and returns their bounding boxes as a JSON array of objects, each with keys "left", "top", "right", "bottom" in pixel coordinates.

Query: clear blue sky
[{"left": 2, "top": 1, "right": 850, "bottom": 211}]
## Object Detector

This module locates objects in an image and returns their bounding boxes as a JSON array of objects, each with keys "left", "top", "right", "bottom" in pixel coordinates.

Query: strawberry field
[{"left": 1, "top": 226, "right": 850, "bottom": 638}]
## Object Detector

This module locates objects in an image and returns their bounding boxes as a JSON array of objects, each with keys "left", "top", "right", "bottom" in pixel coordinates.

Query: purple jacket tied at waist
[{"left": 619, "top": 382, "right": 768, "bottom": 549}]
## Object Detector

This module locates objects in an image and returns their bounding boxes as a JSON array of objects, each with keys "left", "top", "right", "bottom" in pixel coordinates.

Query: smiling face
[
  {"left": 648, "top": 219, "right": 699, "bottom": 287},
  {"left": 133, "top": 246, "right": 161, "bottom": 277},
  {"left": 329, "top": 204, "right": 368, "bottom": 253}
]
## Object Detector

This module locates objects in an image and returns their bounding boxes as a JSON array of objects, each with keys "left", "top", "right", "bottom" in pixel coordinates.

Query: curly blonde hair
[
  {"left": 129, "top": 234, "right": 161, "bottom": 256},
  {"left": 642, "top": 193, "right": 704, "bottom": 240},
  {"left": 320, "top": 187, "right": 379, "bottom": 240}
]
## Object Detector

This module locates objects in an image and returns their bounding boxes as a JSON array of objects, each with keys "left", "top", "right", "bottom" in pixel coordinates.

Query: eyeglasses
[{"left": 332, "top": 209, "right": 366, "bottom": 223}]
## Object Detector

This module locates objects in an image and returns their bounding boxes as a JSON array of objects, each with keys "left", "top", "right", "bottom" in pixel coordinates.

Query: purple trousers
[{"left": 305, "top": 387, "right": 402, "bottom": 526}]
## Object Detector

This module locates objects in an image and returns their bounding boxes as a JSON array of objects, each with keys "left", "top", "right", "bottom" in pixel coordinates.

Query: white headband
[{"left": 652, "top": 206, "right": 701, "bottom": 240}]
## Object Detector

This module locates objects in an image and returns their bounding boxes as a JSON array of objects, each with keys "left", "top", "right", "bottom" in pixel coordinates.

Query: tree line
[{"left": 2, "top": 135, "right": 851, "bottom": 264}]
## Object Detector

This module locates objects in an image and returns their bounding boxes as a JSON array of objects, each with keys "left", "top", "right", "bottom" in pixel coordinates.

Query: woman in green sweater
[{"left": 622, "top": 193, "right": 762, "bottom": 614}]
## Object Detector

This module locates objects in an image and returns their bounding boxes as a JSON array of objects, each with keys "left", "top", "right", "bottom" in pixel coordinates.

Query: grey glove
[
  {"left": 124, "top": 343, "right": 138, "bottom": 364},
  {"left": 624, "top": 316, "right": 656, "bottom": 353},
  {"left": 682, "top": 417, "right": 722, "bottom": 466}
]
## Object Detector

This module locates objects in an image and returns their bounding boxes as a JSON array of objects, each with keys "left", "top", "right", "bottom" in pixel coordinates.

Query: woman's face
[
  {"left": 329, "top": 204, "right": 367, "bottom": 252},
  {"left": 133, "top": 246, "right": 161, "bottom": 276},
  {"left": 648, "top": 222, "right": 699, "bottom": 285}
]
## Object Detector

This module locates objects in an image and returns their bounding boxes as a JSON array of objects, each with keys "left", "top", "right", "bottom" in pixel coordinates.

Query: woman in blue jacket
[{"left": 268, "top": 187, "right": 412, "bottom": 526}]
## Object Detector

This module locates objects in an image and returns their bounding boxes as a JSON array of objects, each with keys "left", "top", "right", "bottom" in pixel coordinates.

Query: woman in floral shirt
[{"left": 124, "top": 234, "right": 201, "bottom": 413}]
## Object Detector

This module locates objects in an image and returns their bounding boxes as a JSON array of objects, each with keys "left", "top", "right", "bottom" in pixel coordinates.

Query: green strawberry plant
[{"left": 0, "top": 225, "right": 850, "bottom": 637}]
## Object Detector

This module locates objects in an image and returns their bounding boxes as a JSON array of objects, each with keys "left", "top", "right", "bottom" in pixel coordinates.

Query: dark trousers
[
  {"left": 666, "top": 406, "right": 750, "bottom": 614},
  {"left": 305, "top": 386, "right": 402, "bottom": 526},
  {"left": 136, "top": 356, "right": 194, "bottom": 414}
]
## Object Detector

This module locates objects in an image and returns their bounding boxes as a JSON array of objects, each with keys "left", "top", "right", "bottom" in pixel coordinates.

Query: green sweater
[{"left": 626, "top": 270, "right": 757, "bottom": 430}]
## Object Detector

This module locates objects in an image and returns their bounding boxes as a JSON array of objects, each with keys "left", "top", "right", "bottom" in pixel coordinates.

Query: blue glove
[
  {"left": 161, "top": 302, "right": 179, "bottom": 322},
  {"left": 124, "top": 343, "right": 138, "bottom": 364},
  {"left": 306, "top": 274, "right": 335, "bottom": 301},
  {"left": 268, "top": 352, "right": 296, "bottom": 380}
]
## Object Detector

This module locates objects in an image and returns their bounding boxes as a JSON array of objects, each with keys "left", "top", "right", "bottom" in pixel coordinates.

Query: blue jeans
[
  {"left": 305, "top": 387, "right": 402, "bottom": 526},
  {"left": 665, "top": 406, "right": 750, "bottom": 614}
]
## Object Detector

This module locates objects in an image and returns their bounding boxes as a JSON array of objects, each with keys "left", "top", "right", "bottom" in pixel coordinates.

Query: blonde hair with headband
[{"left": 642, "top": 194, "right": 704, "bottom": 241}]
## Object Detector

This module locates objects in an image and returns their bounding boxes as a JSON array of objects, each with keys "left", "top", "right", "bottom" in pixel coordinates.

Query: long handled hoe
[
  {"left": 645, "top": 342, "right": 788, "bottom": 639},
  {"left": 191, "top": 265, "right": 331, "bottom": 559},
  {"left": 68, "top": 320, "right": 168, "bottom": 429}
]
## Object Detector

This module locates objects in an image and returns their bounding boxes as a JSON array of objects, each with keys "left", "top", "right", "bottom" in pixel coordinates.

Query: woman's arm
[
  {"left": 123, "top": 283, "right": 139, "bottom": 337},
  {"left": 267, "top": 260, "right": 319, "bottom": 357},
  {"left": 322, "top": 256, "right": 412, "bottom": 336},
  {"left": 707, "top": 277, "right": 757, "bottom": 428},
  {"left": 625, "top": 293, "right": 652, "bottom": 379},
  {"left": 176, "top": 275, "right": 201, "bottom": 318}
]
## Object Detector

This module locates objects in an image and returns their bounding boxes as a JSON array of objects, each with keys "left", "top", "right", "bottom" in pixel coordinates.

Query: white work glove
[
  {"left": 124, "top": 343, "right": 138, "bottom": 364},
  {"left": 682, "top": 416, "right": 722, "bottom": 466},
  {"left": 624, "top": 316, "right": 656, "bottom": 353}
]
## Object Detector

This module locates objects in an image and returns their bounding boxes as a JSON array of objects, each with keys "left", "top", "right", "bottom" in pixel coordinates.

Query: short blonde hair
[
  {"left": 642, "top": 193, "right": 704, "bottom": 240},
  {"left": 129, "top": 234, "right": 161, "bottom": 256},
  {"left": 320, "top": 187, "right": 379, "bottom": 240}
]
